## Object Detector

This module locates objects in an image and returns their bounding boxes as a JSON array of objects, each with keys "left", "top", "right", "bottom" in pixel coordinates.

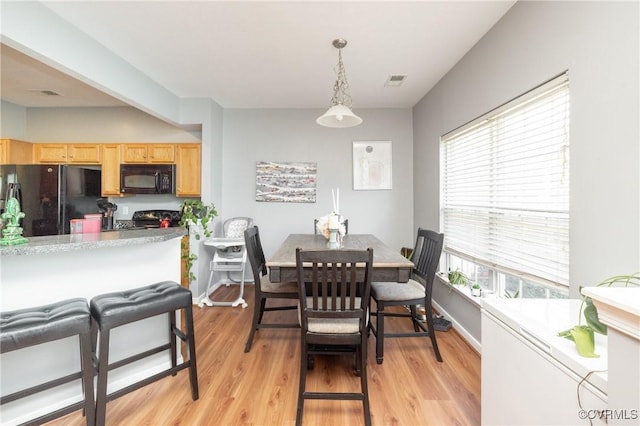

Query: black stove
[{"left": 132, "top": 210, "right": 182, "bottom": 228}]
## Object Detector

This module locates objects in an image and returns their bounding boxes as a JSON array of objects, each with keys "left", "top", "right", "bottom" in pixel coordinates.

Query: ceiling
[{"left": 1, "top": 1, "right": 516, "bottom": 110}]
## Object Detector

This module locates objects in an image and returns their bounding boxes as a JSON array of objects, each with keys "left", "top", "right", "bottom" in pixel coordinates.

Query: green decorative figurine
[{"left": 0, "top": 197, "right": 28, "bottom": 246}]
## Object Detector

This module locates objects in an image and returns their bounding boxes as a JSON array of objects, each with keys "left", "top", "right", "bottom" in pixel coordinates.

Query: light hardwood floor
[{"left": 49, "top": 285, "right": 480, "bottom": 425}]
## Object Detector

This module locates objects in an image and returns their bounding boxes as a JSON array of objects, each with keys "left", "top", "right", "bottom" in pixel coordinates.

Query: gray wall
[
  {"left": 414, "top": 1, "right": 639, "bottom": 345},
  {"left": 1, "top": 101, "right": 27, "bottom": 139},
  {"left": 5, "top": 103, "right": 415, "bottom": 296},
  {"left": 222, "top": 108, "right": 414, "bottom": 258},
  {"left": 4, "top": 1, "right": 639, "bottom": 348}
]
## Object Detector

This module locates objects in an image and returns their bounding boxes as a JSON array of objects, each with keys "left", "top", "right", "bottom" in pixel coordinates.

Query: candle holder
[
  {"left": 327, "top": 227, "right": 340, "bottom": 249},
  {"left": 327, "top": 213, "right": 341, "bottom": 248}
]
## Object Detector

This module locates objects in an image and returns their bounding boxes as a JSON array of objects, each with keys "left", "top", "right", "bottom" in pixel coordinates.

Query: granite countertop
[{"left": 0, "top": 228, "right": 187, "bottom": 256}]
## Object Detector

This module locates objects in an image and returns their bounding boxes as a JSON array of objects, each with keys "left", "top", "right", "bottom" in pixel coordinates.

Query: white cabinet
[{"left": 481, "top": 299, "right": 608, "bottom": 425}]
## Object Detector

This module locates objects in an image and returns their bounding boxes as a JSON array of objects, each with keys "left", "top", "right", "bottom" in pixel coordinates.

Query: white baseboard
[{"left": 432, "top": 299, "right": 482, "bottom": 353}]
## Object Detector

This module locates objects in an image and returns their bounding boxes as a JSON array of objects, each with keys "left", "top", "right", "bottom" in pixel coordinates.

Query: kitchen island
[{"left": 0, "top": 228, "right": 187, "bottom": 425}]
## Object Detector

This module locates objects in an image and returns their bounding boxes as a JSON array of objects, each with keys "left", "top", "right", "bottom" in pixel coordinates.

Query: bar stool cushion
[
  {"left": 90, "top": 281, "right": 191, "bottom": 330},
  {"left": 0, "top": 298, "right": 90, "bottom": 353}
]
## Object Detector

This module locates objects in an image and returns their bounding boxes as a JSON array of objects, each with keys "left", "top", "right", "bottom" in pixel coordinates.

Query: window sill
[{"left": 436, "top": 273, "right": 499, "bottom": 307}]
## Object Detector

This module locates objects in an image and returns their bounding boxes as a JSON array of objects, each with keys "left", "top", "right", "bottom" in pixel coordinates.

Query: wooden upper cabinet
[
  {"left": 121, "top": 144, "right": 147, "bottom": 163},
  {"left": 175, "top": 144, "right": 201, "bottom": 197},
  {"left": 68, "top": 144, "right": 101, "bottom": 163},
  {"left": 34, "top": 143, "right": 101, "bottom": 164},
  {"left": 122, "top": 144, "right": 175, "bottom": 163},
  {"left": 101, "top": 144, "right": 121, "bottom": 196},
  {"left": 34, "top": 143, "right": 68, "bottom": 163},
  {"left": 148, "top": 144, "right": 175, "bottom": 163},
  {"left": 0, "top": 139, "right": 33, "bottom": 164}
]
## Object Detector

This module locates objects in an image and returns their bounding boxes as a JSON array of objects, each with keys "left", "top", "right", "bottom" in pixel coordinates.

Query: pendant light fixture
[{"left": 316, "top": 38, "right": 363, "bottom": 128}]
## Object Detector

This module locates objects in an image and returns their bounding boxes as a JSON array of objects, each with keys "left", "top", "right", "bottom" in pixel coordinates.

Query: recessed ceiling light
[{"left": 385, "top": 75, "right": 407, "bottom": 87}]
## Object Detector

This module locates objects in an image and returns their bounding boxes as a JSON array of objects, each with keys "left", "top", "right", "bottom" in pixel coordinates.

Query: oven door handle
[{"left": 155, "top": 171, "right": 161, "bottom": 193}]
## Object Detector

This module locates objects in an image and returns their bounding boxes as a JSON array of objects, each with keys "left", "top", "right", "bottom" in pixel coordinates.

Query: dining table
[{"left": 267, "top": 234, "right": 414, "bottom": 283}]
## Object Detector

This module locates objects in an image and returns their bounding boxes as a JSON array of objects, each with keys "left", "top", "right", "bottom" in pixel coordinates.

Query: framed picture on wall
[
  {"left": 352, "top": 141, "right": 392, "bottom": 190},
  {"left": 255, "top": 161, "right": 317, "bottom": 203}
]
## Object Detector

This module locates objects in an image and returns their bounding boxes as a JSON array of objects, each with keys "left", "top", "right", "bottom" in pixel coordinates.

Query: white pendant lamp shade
[
  {"left": 317, "top": 38, "right": 362, "bottom": 128},
  {"left": 316, "top": 104, "right": 363, "bottom": 128}
]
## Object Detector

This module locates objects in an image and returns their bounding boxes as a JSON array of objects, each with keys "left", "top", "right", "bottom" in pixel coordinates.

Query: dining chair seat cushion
[
  {"left": 298, "top": 297, "right": 367, "bottom": 334},
  {"left": 371, "top": 279, "right": 425, "bottom": 302},
  {"left": 261, "top": 277, "right": 299, "bottom": 293}
]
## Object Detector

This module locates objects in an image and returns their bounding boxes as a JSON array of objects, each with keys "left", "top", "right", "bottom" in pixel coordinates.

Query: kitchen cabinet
[
  {"left": 121, "top": 143, "right": 175, "bottom": 163},
  {"left": 0, "top": 139, "right": 33, "bottom": 164},
  {"left": 34, "top": 143, "right": 101, "bottom": 164},
  {"left": 175, "top": 143, "right": 201, "bottom": 197},
  {"left": 34, "top": 143, "right": 66, "bottom": 163},
  {"left": 69, "top": 144, "right": 101, "bottom": 163},
  {"left": 481, "top": 299, "right": 608, "bottom": 425},
  {"left": 101, "top": 144, "right": 121, "bottom": 196}
]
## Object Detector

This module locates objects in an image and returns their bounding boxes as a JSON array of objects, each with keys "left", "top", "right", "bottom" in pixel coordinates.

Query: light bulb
[{"left": 336, "top": 114, "right": 343, "bottom": 121}]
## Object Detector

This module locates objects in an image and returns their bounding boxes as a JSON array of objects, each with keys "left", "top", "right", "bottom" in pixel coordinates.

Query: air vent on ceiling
[
  {"left": 30, "top": 89, "right": 62, "bottom": 97},
  {"left": 385, "top": 75, "right": 407, "bottom": 87}
]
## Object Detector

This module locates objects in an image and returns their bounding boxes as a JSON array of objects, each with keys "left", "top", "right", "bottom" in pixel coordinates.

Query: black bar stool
[
  {"left": 0, "top": 298, "right": 95, "bottom": 426},
  {"left": 90, "top": 281, "right": 198, "bottom": 426}
]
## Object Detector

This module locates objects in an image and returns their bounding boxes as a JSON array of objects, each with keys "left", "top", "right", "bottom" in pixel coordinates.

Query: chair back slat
[
  {"left": 411, "top": 228, "right": 444, "bottom": 291},
  {"left": 244, "top": 226, "right": 266, "bottom": 281},
  {"left": 296, "top": 248, "right": 374, "bottom": 330}
]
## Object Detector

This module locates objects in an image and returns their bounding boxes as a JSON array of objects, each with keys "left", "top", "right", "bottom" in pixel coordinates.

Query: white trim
[{"left": 431, "top": 298, "right": 481, "bottom": 353}]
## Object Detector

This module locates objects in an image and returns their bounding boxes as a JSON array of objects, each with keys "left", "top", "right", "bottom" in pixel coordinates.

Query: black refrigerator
[{"left": 0, "top": 164, "right": 102, "bottom": 237}]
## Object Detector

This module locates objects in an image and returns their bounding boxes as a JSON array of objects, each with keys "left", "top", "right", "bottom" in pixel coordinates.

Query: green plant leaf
[
  {"left": 562, "top": 273, "right": 639, "bottom": 357},
  {"left": 447, "top": 269, "right": 468, "bottom": 285},
  {"left": 559, "top": 325, "right": 599, "bottom": 358},
  {"left": 179, "top": 199, "right": 218, "bottom": 284},
  {"left": 583, "top": 298, "right": 608, "bottom": 335}
]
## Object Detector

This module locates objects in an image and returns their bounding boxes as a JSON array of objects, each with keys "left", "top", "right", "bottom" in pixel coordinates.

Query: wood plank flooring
[{"left": 49, "top": 285, "right": 480, "bottom": 425}]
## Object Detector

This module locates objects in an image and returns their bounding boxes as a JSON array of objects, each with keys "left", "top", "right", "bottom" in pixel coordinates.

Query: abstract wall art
[{"left": 255, "top": 161, "right": 317, "bottom": 203}]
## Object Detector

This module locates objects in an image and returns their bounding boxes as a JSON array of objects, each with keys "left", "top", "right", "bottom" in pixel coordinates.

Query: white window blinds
[{"left": 440, "top": 73, "right": 570, "bottom": 286}]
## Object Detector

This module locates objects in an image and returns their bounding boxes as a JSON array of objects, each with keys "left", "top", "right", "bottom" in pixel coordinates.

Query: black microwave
[{"left": 120, "top": 164, "right": 176, "bottom": 194}]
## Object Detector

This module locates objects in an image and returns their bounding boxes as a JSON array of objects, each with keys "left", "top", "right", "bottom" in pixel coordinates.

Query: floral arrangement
[
  {"left": 316, "top": 214, "right": 347, "bottom": 239},
  {"left": 316, "top": 188, "right": 346, "bottom": 240}
]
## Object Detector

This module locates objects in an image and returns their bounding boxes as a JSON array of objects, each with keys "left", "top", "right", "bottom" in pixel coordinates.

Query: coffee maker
[{"left": 96, "top": 198, "right": 117, "bottom": 230}]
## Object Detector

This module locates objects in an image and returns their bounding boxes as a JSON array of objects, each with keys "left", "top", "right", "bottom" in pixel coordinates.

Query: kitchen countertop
[{"left": 0, "top": 227, "right": 186, "bottom": 256}]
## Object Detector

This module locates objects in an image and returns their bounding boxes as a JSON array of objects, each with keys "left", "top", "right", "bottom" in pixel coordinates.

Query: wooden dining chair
[
  {"left": 369, "top": 228, "right": 444, "bottom": 364},
  {"left": 243, "top": 226, "right": 299, "bottom": 353},
  {"left": 295, "top": 247, "right": 374, "bottom": 426}
]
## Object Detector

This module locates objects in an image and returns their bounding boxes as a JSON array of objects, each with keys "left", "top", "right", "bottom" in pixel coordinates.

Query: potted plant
[
  {"left": 447, "top": 268, "right": 469, "bottom": 293},
  {"left": 558, "top": 273, "right": 640, "bottom": 358},
  {"left": 178, "top": 200, "right": 218, "bottom": 285},
  {"left": 471, "top": 283, "right": 482, "bottom": 297}
]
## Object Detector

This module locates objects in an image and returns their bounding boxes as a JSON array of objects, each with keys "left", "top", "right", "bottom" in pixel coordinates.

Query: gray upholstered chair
[
  {"left": 295, "top": 247, "right": 373, "bottom": 426},
  {"left": 369, "top": 228, "right": 444, "bottom": 364}
]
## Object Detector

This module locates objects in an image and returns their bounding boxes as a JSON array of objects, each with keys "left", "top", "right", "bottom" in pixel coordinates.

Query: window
[{"left": 440, "top": 73, "right": 570, "bottom": 298}]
